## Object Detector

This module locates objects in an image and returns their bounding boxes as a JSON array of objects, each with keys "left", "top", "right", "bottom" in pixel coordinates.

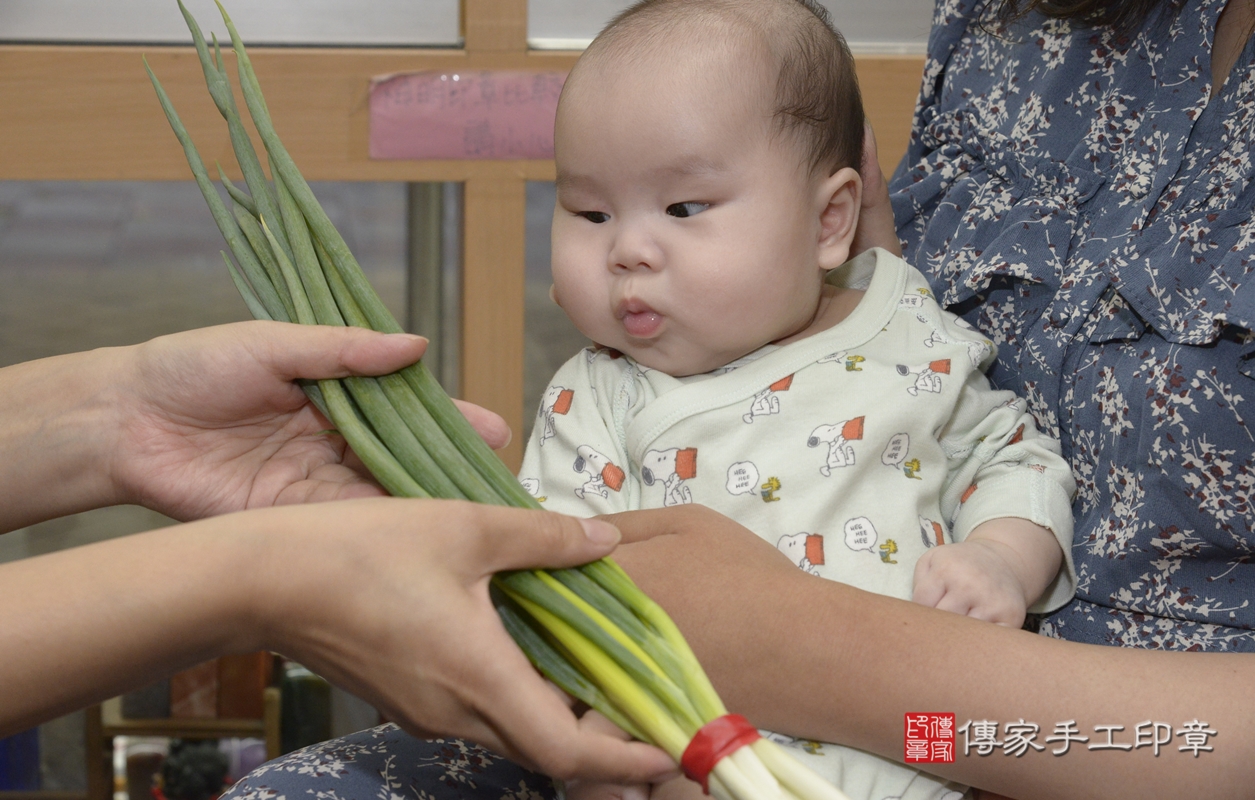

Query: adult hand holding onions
[
  {"left": 0, "top": 318, "right": 684, "bottom": 783},
  {"left": 140, "top": 3, "right": 855, "bottom": 800}
]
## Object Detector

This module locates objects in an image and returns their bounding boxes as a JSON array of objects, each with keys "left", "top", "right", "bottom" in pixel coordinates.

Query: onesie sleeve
[
  {"left": 517, "top": 349, "right": 635, "bottom": 518},
  {"left": 937, "top": 344, "right": 1078, "bottom": 613}
]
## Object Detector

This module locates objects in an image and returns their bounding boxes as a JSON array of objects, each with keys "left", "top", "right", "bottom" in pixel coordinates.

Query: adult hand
[
  {"left": 561, "top": 710, "right": 654, "bottom": 800},
  {"left": 849, "top": 122, "right": 903, "bottom": 258},
  {"left": 599, "top": 505, "right": 820, "bottom": 732},
  {"left": 257, "top": 498, "right": 677, "bottom": 784},
  {"left": 2, "top": 496, "right": 676, "bottom": 784},
  {"left": 109, "top": 321, "right": 509, "bottom": 520}
]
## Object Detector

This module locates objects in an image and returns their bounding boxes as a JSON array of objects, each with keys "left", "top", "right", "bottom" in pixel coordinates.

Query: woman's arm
[
  {"left": 0, "top": 321, "right": 506, "bottom": 532},
  {"left": 0, "top": 322, "right": 677, "bottom": 782},
  {"left": 0, "top": 346, "right": 124, "bottom": 531},
  {"left": 0, "top": 498, "right": 675, "bottom": 785},
  {"left": 608, "top": 506, "right": 1255, "bottom": 800}
]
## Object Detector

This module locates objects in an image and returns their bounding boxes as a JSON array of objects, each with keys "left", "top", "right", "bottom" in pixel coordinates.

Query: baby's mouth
[{"left": 617, "top": 299, "right": 663, "bottom": 338}]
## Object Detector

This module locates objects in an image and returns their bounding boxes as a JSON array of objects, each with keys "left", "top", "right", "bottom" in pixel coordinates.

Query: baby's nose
[{"left": 608, "top": 224, "right": 662, "bottom": 272}]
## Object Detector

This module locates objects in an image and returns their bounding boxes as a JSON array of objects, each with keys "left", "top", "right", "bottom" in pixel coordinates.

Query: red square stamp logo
[{"left": 905, "top": 713, "right": 956, "bottom": 763}]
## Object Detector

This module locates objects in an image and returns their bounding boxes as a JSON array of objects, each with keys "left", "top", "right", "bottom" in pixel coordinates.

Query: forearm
[
  {"left": 0, "top": 513, "right": 265, "bottom": 736},
  {"left": 661, "top": 577, "right": 1251, "bottom": 798},
  {"left": 0, "top": 348, "right": 130, "bottom": 532},
  {"left": 610, "top": 509, "right": 1254, "bottom": 800}
]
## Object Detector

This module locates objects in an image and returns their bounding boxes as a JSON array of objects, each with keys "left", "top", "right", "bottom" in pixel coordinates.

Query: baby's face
[{"left": 551, "top": 44, "right": 831, "bottom": 377}]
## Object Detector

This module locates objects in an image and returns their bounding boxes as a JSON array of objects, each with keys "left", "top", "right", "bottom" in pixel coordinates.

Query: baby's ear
[{"left": 816, "top": 166, "right": 862, "bottom": 271}]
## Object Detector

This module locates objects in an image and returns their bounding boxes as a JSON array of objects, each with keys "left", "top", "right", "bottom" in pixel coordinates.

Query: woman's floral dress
[
  {"left": 892, "top": 0, "right": 1255, "bottom": 651},
  {"left": 220, "top": 2, "right": 1255, "bottom": 798}
]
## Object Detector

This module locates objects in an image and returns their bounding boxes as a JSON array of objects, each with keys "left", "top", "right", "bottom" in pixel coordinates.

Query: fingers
[
  {"left": 579, "top": 709, "right": 633, "bottom": 740},
  {"left": 912, "top": 554, "right": 1026, "bottom": 627},
  {"left": 440, "top": 610, "right": 676, "bottom": 783},
  {"left": 851, "top": 122, "right": 904, "bottom": 258},
  {"left": 463, "top": 505, "right": 622, "bottom": 575},
  {"left": 600, "top": 508, "right": 679, "bottom": 545},
  {"left": 930, "top": 589, "right": 974, "bottom": 618},
  {"left": 452, "top": 399, "right": 512, "bottom": 450},
  {"left": 599, "top": 505, "right": 719, "bottom": 545},
  {"left": 512, "top": 703, "right": 678, "bottom": 783},
  {"left": 913, "top": 549, "right": 976, "bottom": 614},
  {"left": 911, "top": 556, "right": 945, "bottom": 609},
  {"left": 486, "top": 668, "right": 677, "bottom": 782},
  {"left": 248, "top": 322, "right": 514, "bottom": 450},
  {"left": 565, "top": 774, "right": 653, "bottom": 800},
  {"left": 859, "top": 121, "right": 886, "bottom": 202},
  {"left": 249, "top": 322, "right": 429, "bottom": 382},
  {"left": 437, "top": 507, "right": 676, "bottom": 782}
]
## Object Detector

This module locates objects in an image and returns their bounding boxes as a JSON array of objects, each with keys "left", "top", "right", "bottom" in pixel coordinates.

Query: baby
[{"left": 520, "top": 1, "right": 1077, "bottom": 799}]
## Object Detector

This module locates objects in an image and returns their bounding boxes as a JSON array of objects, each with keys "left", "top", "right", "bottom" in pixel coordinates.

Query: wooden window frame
[{"left": 0, "top": 0, "right": 922, "bottom": 471}]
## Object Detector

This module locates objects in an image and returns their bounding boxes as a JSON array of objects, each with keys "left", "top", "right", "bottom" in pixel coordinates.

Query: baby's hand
[
  {"left": 913, "top": 517, "right": 1063, "bottom": 628},
  {"left": 911, "top": 538, "right": 1031, "bottom": 628}
]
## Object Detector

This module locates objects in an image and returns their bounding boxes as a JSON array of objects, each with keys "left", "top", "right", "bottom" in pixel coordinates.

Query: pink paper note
[{"left": 369, "top": 70, "right": 566, "bottom": 160}]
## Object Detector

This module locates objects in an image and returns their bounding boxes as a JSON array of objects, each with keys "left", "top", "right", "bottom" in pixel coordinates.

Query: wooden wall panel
[
  {"left": 0, "top": 46, "right": 920, "bottom": 181},
  {"left": 461, "top": 176, "right": 527, "bottom": 471},
  {"left": 0, "top": 45, "right": 576, "bottom": 182},
  {"left": 855, "top": 54, "right": 924, "bottom": 179},
  {"left": 463, "top": 0, "right": 529, "bottom": 52}
]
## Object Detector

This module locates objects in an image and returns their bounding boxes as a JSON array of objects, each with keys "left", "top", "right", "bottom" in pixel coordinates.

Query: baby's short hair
[{"left": 587, "top": 0, "right": 865, "bottom": 176}]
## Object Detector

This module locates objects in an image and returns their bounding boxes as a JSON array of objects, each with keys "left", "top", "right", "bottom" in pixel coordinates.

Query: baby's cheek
[{"left": 555, "top": 283, "right": 614, "bottom": 344}]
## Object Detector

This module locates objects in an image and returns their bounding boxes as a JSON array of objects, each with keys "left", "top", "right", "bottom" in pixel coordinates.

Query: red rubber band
[{"left": 681, "top": 714, "right": 761, "bottom": 794}]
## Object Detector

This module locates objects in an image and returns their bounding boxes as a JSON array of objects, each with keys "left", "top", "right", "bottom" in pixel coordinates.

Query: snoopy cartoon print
[
  {"left": 807, "top": 417, "right": 864, "bottom": 476},
  {"left": 919, "top": 317, "right": 992, "bottom": 367},
  {"left": 518, "top": 478, "right": 546, "bottom": 503},
  {"left": 641, "top": 447, "right": 697, "bottom": 507},
  {"left": 572, "top": 445, "right": 626, "bottom": 500},
  {"left": 919, "top": 516, "right": 946, "bottom": 548},
  {"left": 777, "top": 532, "right": 825, "bottom": 576},
  {"left": 743, "top": 374, "right": 794, "bottom": 424},
  {"left": 538, "top": 385, "right": 574, "bottom": 445},
  {"left": 895, "top": 359, "right": 951, "bottom": 396}
]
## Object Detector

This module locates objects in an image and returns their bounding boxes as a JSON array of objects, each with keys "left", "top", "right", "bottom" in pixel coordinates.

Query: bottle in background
[{"left": 278, "top": 663, "right": 331, "bottom": 755}]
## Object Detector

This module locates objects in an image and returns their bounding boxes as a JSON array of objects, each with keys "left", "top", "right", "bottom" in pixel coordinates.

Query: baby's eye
[
  {"left": 666, "top": 202, "right": 709, "bottom": 218},
  {"left": 577, "top": 211, "right": 609, "bottom": 223}
]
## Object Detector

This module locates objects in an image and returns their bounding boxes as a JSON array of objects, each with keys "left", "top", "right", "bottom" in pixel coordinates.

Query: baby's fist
[{"left": 911, "top": 539, "right": 1029, "bottom": 628}]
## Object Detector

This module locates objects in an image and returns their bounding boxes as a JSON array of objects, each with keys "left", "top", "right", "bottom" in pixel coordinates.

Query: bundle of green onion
[{"left": 146, "top": 5, "right": 849, "bottom": 800}]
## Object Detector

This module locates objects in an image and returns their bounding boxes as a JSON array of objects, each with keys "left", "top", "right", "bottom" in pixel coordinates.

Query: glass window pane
[
  {"left": 524, "top": 181, "right": 589, "bottom": 443},
  {"left": 0, "top": 1, "right": 461, "bottom": 47},
  {"left": 0, "top": 181, "right": 407, "bottom": 368},
  {"left": 0, "top": 178, "right": 409, "bottom": 552},
  {"left": 528, "top": 0, "right": 933, "bottom": 51}
]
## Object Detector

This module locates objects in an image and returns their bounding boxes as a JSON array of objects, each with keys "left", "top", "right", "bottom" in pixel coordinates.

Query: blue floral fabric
[
  {"left": 890, "top": 0, "right": 1255, "bottom": 650},
  {"left": 221, "top": 724, "right": 556, "bottom": 800}
]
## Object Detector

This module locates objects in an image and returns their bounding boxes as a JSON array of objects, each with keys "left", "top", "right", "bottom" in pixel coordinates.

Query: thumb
[
  {"left": 599, "top": 506, "right": 685, "bottom": 545},
  {"left": 851, "top": 122, "right": 903, "bottom": 258},
  {"left": 470, "top": 506, "right": 622, "bottom": 574},
  {"left": 859, "top": 121, "right": 887, "bottom": 199},
  {"left": 251, "top": 321, "right": 429, "bottom": 381}
]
